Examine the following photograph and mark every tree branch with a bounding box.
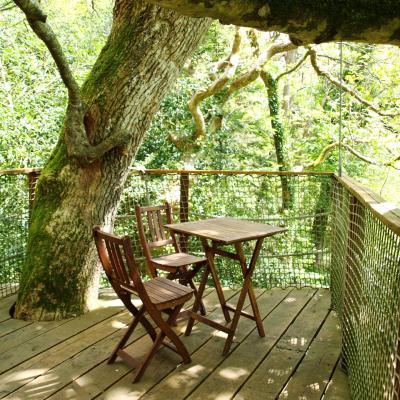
[147,0,400,47]
[13,0,80,104]
[13,0,130,165]
[304,142,339,169]
[225,41,297,100]
[187,27,242,142]
[276,50,310,81]
[64,103,130,164]
[308,47,400,118]
[305,141,400,170]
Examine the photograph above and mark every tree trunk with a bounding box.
[15,1,210,320]
[262,71,293,210]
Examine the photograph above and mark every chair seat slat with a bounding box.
[153,252,206,268]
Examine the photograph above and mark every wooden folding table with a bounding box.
[165,217,287,355]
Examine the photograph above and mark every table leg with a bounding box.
[222,238,265,355]
[185,264,210,336]
[202,238,231,323]
[235,240,265,337]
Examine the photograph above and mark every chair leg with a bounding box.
[166,269,206,318]
[132,305,190,383]
[119,293,157,341]
[132,330,165,382]
[185,266,210,336]
[108,305,145,364]
[162,305,191,364]
[178,264,207,317]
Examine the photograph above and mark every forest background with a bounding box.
[1,0,399,205]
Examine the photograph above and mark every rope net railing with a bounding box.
[331,175,400,400]
[1,168,400,399]
[0,171,37,297]
[115,170,333,290]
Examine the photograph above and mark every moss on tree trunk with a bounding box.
[264,71,294,210]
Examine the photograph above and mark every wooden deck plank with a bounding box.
[0,291,124,353]
[44,288,238,400]
[0,319,68,351]
[0,289,212,399]
[0,318,32,339]
[186,288,323,400]
[0,288,350,400]
[89,288,263,400]
[137,288,302,400]
[323,362,351,400]
[0,296,126,375]
[233,289,331,400]
[0,309,129,397]
[278,311,342,399]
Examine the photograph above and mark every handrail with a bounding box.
[335,174,400,236]
[1,168,397,236]
[0,167,334,176]
[131,168,334,176]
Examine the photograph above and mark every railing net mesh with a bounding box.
[2,169,400,399]
[0,174,30,297]
[331,178,400,400]
[115,172,332,289]
[0,171,332,298]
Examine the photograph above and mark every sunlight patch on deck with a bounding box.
[218,367,248,380]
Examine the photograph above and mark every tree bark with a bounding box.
[147,0,400,47]
[15,1,210,320]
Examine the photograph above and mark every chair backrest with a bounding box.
[93,226,143,295]
[135,203,180,263]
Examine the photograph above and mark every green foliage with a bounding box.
[137,26,400,204]
[0,0,112,168]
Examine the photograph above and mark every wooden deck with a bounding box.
[0,287,350,399]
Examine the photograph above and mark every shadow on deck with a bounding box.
[0,287,350,399]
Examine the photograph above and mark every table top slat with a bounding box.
[165,217,287,244]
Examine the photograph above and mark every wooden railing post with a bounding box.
[179,172,189,253]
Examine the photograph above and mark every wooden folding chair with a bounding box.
[135,202,207,315]
[93,226,193,383]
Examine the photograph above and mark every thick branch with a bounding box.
[64,103,130,164]
[305,141,400,170]
[226,41,296,100]
[13,0,80,105]
[309,47,400,118]
[147,0,400,46]
[305,142,340,169]
[187,27,242,142]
